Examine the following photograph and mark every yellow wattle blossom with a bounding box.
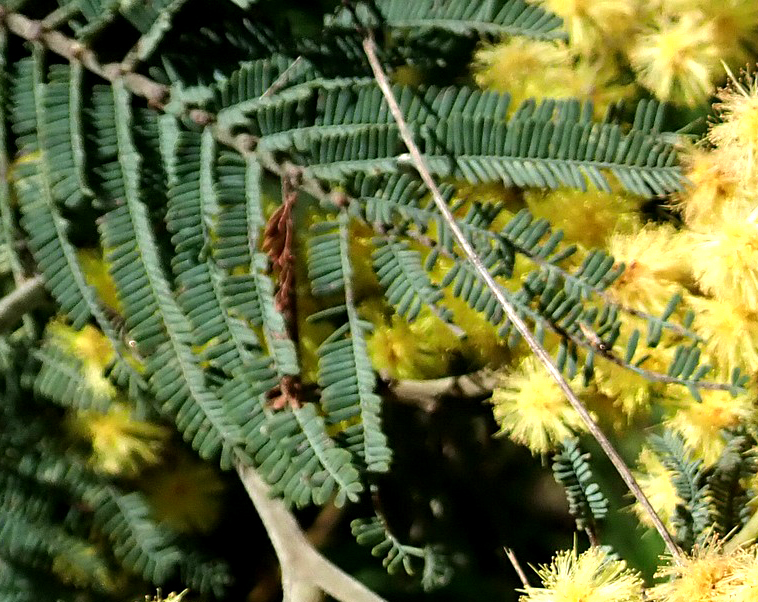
[521,547,643,602]
[675,149,738,228]
[705,0,758,65]
[709,69,758,182]
[689,204,758,310]
[48,320,116,373]
[46,321,119,400]
[665,387,756,465]
[524,186,641,250]
[490,357,587,454]
[606,225,691,314]
[78,248,123,314]
[363,301,462,380]
[686,295,758,375]
[67,402,169,477]
[472,38,631,115]
[593,355,655,420]
[629,13,720,107]
[535,0,639,52]
[650,539,742,602]
[632,447,682,530]
[443,294,511,366]
[141,451,224,534]
[727,547,758,602]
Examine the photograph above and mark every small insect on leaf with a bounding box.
[578,321,608,353]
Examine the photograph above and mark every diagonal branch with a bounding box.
[236,460,387,602]
[361,33,684,565]
[2,0,686,566]
[0,275,46,333]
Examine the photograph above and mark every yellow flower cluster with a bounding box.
[522,542,758,602]
[490,357,587,454]
[67,402,169,477]
[651,541,758,602]
[473,0,758,109]
[521,547,643,602]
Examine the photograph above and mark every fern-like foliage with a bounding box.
[327,0,566,40]
[707,435,757,538]
[649,433,712,550]
[351,513,453,591]
[0,0,737,597]
[552,438,608,533]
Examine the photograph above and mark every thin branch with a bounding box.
[360,209,727,393]
[262,56,305,98]
[504,547,530,588]
[2,10,169,108]
[362,33,685,565]
[120,0,192,73]
[40,4,80,30]
[0,275,46,333]
[236,461,388,602]
[2,0,687,566]
[388,369,497,410]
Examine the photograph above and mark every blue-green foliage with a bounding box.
[0,0,722,598]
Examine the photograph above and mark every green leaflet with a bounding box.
[309,213,392,473]
[100,82,243,466]
[327,0,565,40]
[552,438,608,532]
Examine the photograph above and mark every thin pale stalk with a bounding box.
[362,34,684,565]
[504,548,530,588]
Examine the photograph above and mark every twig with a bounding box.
[2,11,170,108]
[360,209,728,393]
[40,4,80,30]
[362,33,685,565]
[0,275,46,333]
[262,56,305,98]
[120,0,191,73]
[504,547,530,589]
[584,526,599,548]
[389,369,497,409]
[236,460,388,602]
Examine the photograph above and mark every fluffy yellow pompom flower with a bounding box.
[632,447,682,530]
[524,187,640,250]
[675,149,737,228]
[709,70,758,181]
[651,540,741,602]
[726,546,758,602]
[629,14,720,107]
[46,321,118,400]
[48,320,116,372]
[706,1,758,66]
[78,249,123,314]
[536,0,638,51]
[686,295,758,375]
[67,402,169,476]
[490,357,587,454]
[665,387,755,465]
[606,225,691,314]
[593,355,655,420]
[473,38,631,115]
[689,203,758,310]
[141,451,224,534]
[473,38,573,108]
[364,302,463,380]
[443,295,511,366]
[522,547,643,602]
